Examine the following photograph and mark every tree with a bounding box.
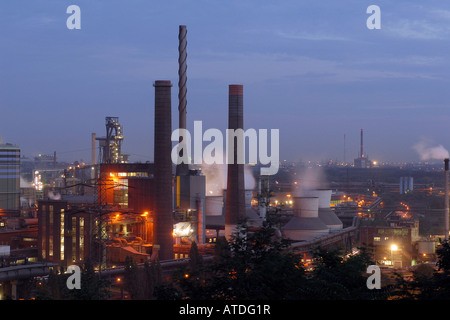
[162,220,307,300]
[305,247,388,300]
[124,256,163,300]
[392,240,450,300]
[67,260,111,300]
[33,260,110,300]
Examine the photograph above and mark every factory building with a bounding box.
[95,117,128,164]
[97,163,153,209]
[0,143,20,212]
[37,199,92,266]
[360,214,420,268]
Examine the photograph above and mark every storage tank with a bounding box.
[282,197,329,241]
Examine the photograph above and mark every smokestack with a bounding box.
[225,84,246,240]
[91,133,97,165]
[153,80,174,260]
[445,158,449,241]
[176,25,189,176]
[360,129,364,158]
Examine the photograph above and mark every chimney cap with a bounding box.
[153,80,172,87]
[229,84,243,95]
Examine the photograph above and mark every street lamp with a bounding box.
[391,244,398,267]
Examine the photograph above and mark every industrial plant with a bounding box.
[1,24,450,302]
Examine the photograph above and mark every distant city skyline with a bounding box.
[2,1,450,164]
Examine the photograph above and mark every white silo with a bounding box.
[282,197,329,241]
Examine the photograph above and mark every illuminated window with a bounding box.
[374,237,380,242]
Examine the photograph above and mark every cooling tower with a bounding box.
[282,197,329,241]
[153,80,174,260]
[307,189,343,230]
[225,84,246,240]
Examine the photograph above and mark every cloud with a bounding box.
[385,19,448,40]
[275,31,350,42]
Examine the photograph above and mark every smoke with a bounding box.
[48,191,61,200]
[202,163,226,196]
[20,177,32,188]
[202,163,256,196]
[413,138,449,160]
[294,165,329,196]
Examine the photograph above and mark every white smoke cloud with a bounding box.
[202,163,226,196]
[202,163,256,196]
[413,138,449,160]
[48,191,61,200]
[20,177,32,188]
[294,165,329,196]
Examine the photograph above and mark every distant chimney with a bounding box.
[360,129,364,158]
[91,133,97,165]
[445,158,449,240]
[225,84,246,240]
[153,80,174,260]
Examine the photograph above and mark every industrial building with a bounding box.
[37,199,92,266]
[0,143,20,212]
[95,117,128,164]
[360,213,420,268]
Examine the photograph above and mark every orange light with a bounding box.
[116,277,121,282]
[141,211,149,217]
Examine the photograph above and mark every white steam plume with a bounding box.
[294,165,329,197]
[413,138,449,160]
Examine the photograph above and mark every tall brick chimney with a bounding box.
[153,80,174,260]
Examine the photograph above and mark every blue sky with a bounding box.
[1,0,450,163]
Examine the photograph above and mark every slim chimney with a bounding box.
[153,80,174,260]
[176,25,189,176]
[91,133,97,165]
[360,129,364,158]
[225,84,246,240]
[445,158,449,241]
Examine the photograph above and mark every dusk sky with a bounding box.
[2,0,450,164]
